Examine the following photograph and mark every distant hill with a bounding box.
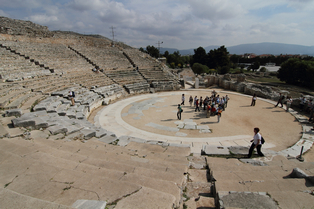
[160,42,314,56]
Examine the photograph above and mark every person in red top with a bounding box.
[206,103,211,118]
[195,98,200,112]
[211,105,216,116]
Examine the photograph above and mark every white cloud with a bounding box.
[1,0,314,49]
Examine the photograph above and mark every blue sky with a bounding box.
[0,0,313,49]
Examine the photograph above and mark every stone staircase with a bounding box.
[206,156,314,209]
[0,130,190,208]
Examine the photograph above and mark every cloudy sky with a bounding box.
[0,0,313,49]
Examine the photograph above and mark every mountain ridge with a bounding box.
[160,42,314,56]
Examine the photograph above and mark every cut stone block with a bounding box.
[202,145,230,155]
[34,117,49,129]
[72,199,106,209]
[98,134,117,144]
[80,128,96,140]
[5,109,22,117]
[228,146,249,155]
[11,118,36,128]
[48,125,68,135]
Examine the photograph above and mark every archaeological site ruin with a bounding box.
[0,16,314,209]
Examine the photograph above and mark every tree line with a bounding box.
[140,45,314,89]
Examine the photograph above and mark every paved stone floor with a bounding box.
[96,89,308,156]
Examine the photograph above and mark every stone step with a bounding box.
[0,137,182,207]
[0,89,30,108]
[4,92,35,110]
[0,188,71,209]
[114,187,177,209]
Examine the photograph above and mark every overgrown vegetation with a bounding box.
[277,58,314,89]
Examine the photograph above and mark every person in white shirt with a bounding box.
[248,127,264,158]
[286,96,293,112]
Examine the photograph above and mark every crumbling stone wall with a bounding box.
[206,74,278,100]
[0,16,53,37]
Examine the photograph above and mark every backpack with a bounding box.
[261,136,265,144]
[72,91,75,97]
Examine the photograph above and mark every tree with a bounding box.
[192,63,209,74]
[163,50,169,58]
[207,46,230,72]
[191,47,207,66]
[260,67,267,72]
[278,58,314,89]
[219,66,230,74]
[251,61,260,72]
[143,45,160,58]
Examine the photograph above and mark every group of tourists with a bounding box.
[177,91,230,123]
[177,92,265,158]
[252,93,294,112]
[274,93,293,112]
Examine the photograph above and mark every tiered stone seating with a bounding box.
[0,40,94,74]
[124,82,150,94]
[0,135,190,208]
[206,156,314,209]
[138,67,177,82]
[91,84,126,99]
[123,48,160,68]
[0,44,50,81]
[105,69,146,85]
[69,71,114,89]
[105,69,151,94]
[70,45,132,70]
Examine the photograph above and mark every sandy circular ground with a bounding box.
[97,89,303,152]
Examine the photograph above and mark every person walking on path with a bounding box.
[189,96,193,107]
[195,98,200,112]
[251,94,257,106]
[217,107,222,123]
[177,104,182,120]
[194,96,197,107]
[225,95,229,107]
[275,93,285,107]
[248,127,264,158]
[181,94,185,105]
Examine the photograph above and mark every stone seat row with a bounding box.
[1,42,95,76]
[0,128,190,208]
[105,70,147,85]
[123,82,151,94]
[70,45,132,69]
[138,68,177,82]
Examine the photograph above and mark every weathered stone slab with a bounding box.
[95,128,108,138]
[11,117,36,128]
[33,117,49,129]
[46,101,62,113]
[202,145,230,155]
[239,159,268,166]
[184,124,196,130]
[0,123,9,138]
[80,128,96,140]
[5,109,22,117]
[228,146,249,155]
[72,199,106,209]
[98,134,117,144]
[48,125,68,135]
[66,124,83,135]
